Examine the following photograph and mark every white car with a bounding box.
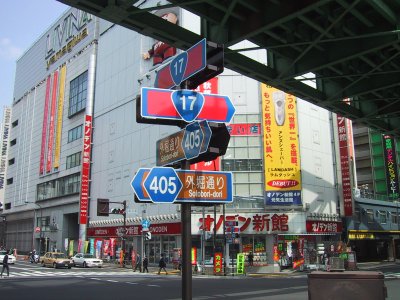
[72,253,103,268]
[0,250,16,264]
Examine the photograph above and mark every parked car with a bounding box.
[0,250,16,264]
[71,253,103,268]
[41,252,73,269]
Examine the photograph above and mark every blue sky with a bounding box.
[0,0,69,115]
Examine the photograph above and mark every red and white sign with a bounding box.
[337,115,353,216]
[35,226,41,233]
[46,70,59,173]
[196,213,290,234]
[193,77,218,94]
[39,76,51,175]
[79,115,93,224]
[306,220,343,233]
[87,222,181,237]
[190,157,220,171]
[226,123,261,136]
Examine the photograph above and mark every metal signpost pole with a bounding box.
[201,207,205,275]
[181,160,192,300]
[141,205,146,272]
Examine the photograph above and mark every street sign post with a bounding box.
[154,38,207,89]
[131,167,233,204]
[140,87,235,124]
[156,121,226,167]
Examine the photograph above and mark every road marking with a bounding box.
[126,282,138,285]
[147,284,160,287]
[106,280,118,283]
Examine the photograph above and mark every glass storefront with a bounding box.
[145,235,177,264]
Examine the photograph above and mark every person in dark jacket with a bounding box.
[158,254,168,275]
[142,255,149,273]
[134,253,142,272]
[1,251,10,277]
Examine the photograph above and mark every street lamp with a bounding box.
[25,201,43,256]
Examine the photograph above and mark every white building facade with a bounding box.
[3,1,343,269]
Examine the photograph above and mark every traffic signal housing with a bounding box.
[97,198,109,216]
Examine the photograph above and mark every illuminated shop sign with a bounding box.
[45,8,92,68]
[382,135,399,199]
[348,233,375,240]
[306,220,343,233]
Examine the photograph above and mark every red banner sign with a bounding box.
[214,252,223,274]
[40,76,51,175]
[337,115,353,216]
[87,222,182,237]
[226,123,261,136]
[79,115,93,224]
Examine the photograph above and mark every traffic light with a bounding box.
[144,231,152,240]
[97,198,109,216]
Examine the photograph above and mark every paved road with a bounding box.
[0,261,399,299]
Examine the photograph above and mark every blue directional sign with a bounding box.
[182,122,204,160]
[131,168,151,201]
[171,90,205,123]
[142,219,151,229]
[170,52,188,86]
[143,167,183,203]
[154,39,207,89]
[141,87,235,123]
[132,168,233,204]
[199,120,211,154]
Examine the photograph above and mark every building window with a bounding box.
[378,211,387,224]
[222,159,262,171]
[66,152,81,169]
[11,120,18,127]
[37,216,50,231]
[68,71,88,117]
[68,125,83,143]
[37,173,80,201]
[6,178,13,185]
[366,209,374,223]
[354,208,361,223]
[392,212,399,224]
[4,203,11,210]
[10,139,16,146]
[8,158,15,166]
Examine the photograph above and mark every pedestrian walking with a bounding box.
[158,253,168,275]
[247,251,254,266]
[134,253,142,272]
[1,251,10,278]
[142,255,149,273]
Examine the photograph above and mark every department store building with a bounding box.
[2,1,344,267]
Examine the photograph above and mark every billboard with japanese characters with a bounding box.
[192,212,306,235]
[261,84,302,206]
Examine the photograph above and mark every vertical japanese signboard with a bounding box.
[382,135,399,200]
[46,70,59,173]
[261,84,302,205]
[79,114,93,224]
[336,115,353,216]
[40,76,51,175]
[213,252,223,274]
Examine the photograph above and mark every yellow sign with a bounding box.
[348,233,375,240]
[261,84,301,193]
[54,64,66,169]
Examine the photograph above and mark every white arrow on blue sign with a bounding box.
[182,121,204,160]
[198,120,211,154]
[143,167,183,203]
[142,219,151,229]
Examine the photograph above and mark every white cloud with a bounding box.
[0,38,23,60]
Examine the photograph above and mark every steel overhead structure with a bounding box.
[58,0,400,137]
